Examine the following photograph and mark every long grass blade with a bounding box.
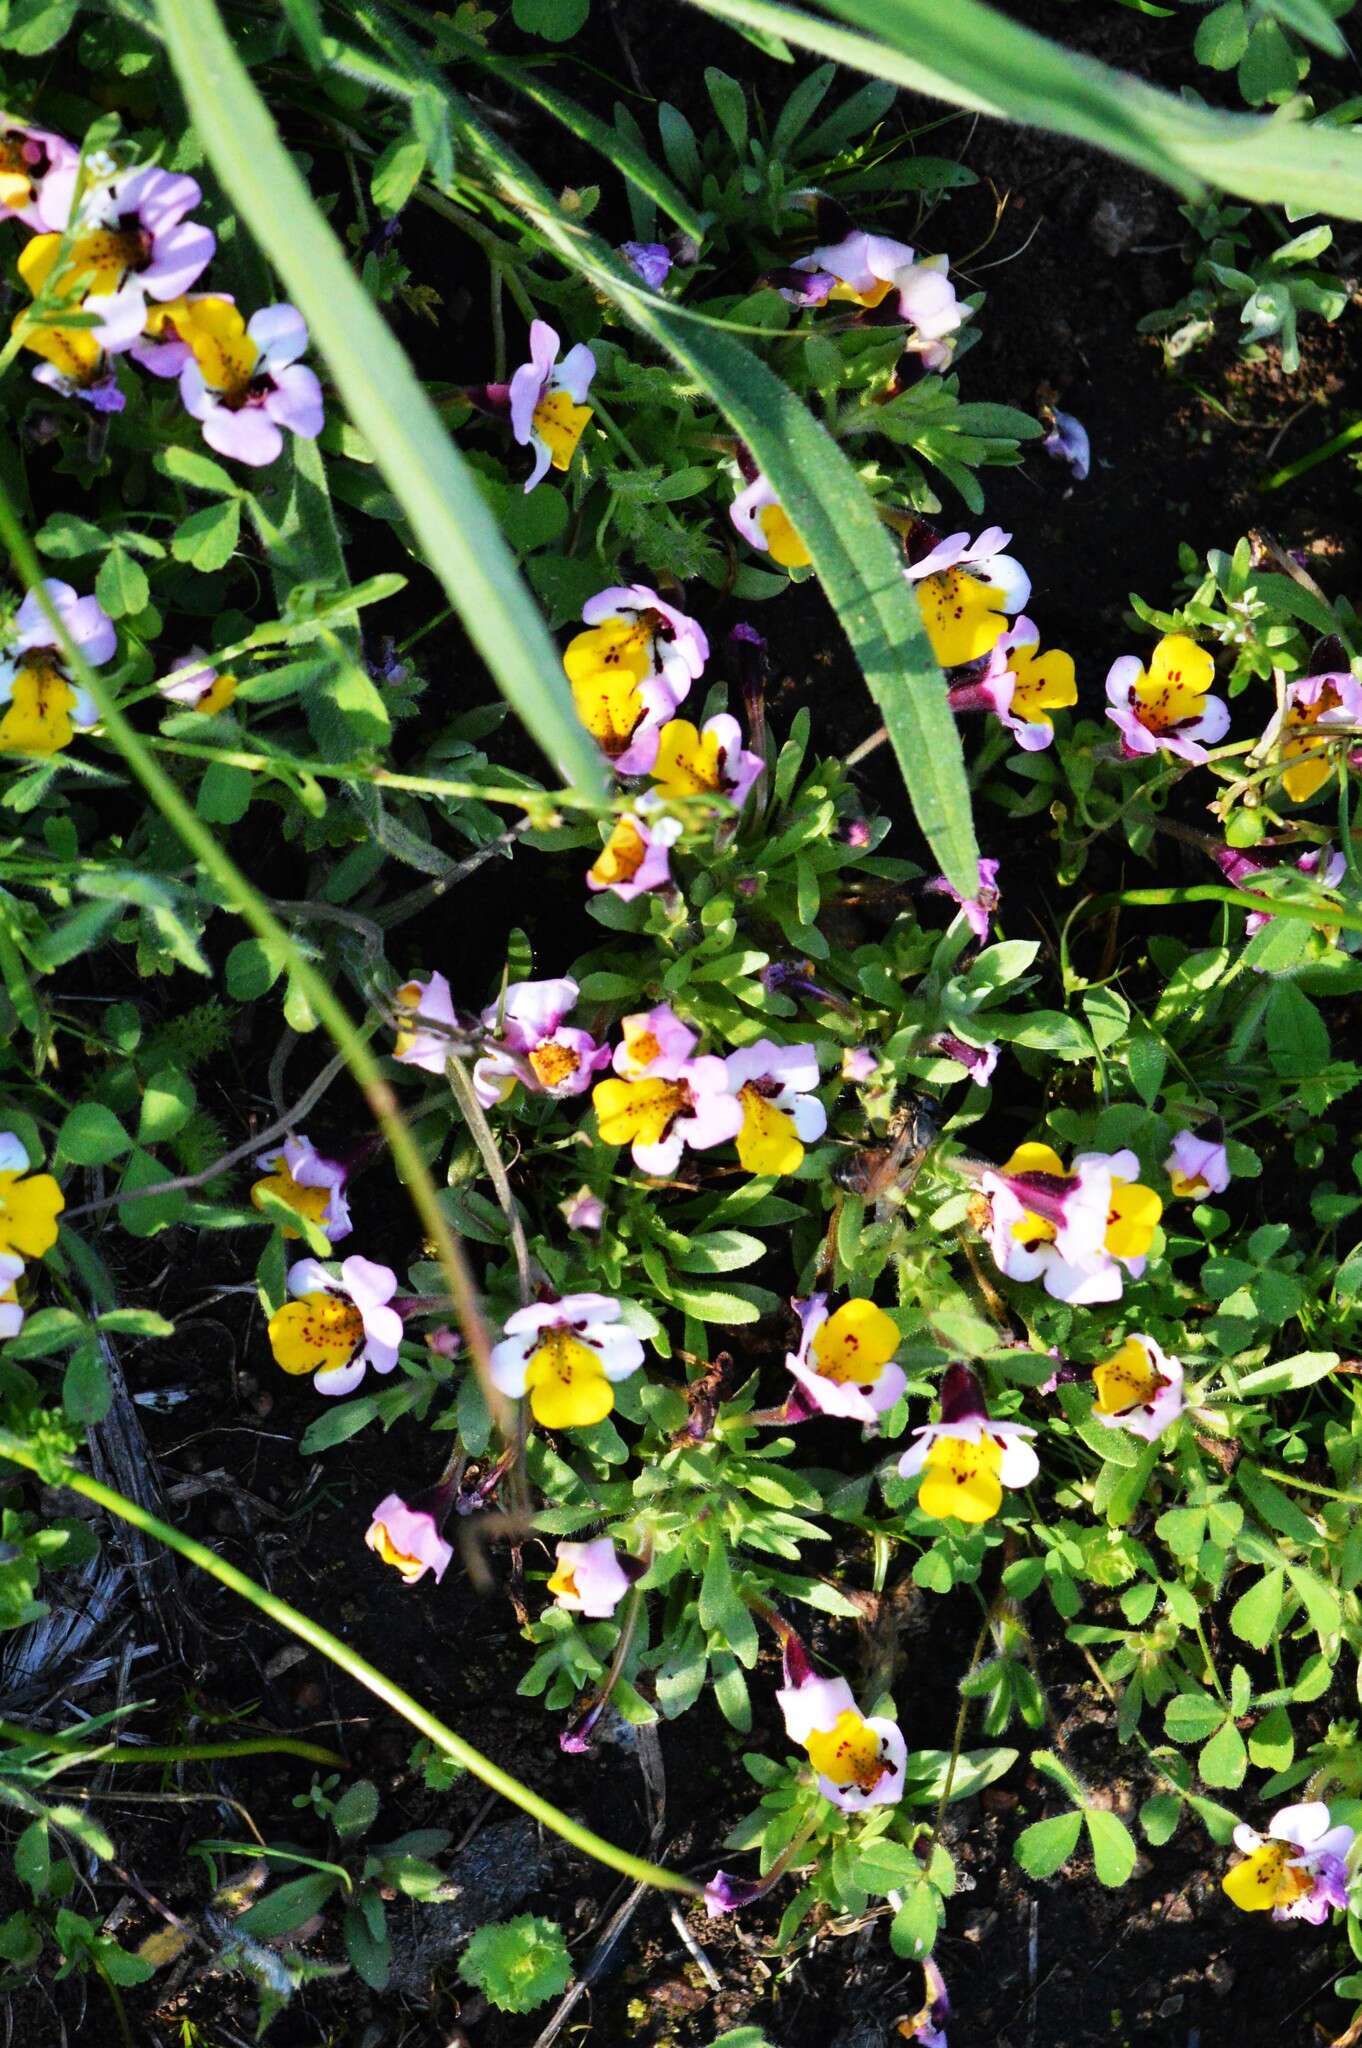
[152,0,605,797]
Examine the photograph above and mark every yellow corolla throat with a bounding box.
[0,1168,64,1259]
[546,1559,580,1600]
[16,310,103,381]
[392,981,435,1061]
[1104,1179,1162,1261]
[523,1327,614,1428]
[1222,1840,1313,1914]
[828,276,894,310]
[0,139,37,211]
[810,1299,899,1386]
[589,818,649,889]
[999,1142,1070,1247]
[528,1041,583,1090]
[1009,644,1077,729]
[918,1432,1004,1524]
[0,658,79,757]
[250,1168,330,1239]
[1131,634,1215,736]
[757,501,812,570]
[268,1291,364,1375]
[651,719,724,798]
[146,295,260,399]
[194,672,237,716]
[20,226,147,305]
[620,1022,661,1071]
[1092,1338,1165,1416]
[533,389,592,471]
[735,1085,802,1177]
[1280,688,1346,803]
[1169,1168,1208,1200]
[805,1709,890,1792]
[366,1522,424,1584]
[915,568,1008,669]
[593,1075,689,1151]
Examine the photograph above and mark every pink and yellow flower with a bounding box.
[1105,633,1228,764]
[949,616,1076,752]
[897,1363,1038,1524]
[509,319,595,492]
[1165,1129,1231,1200]
[0,118,75,230]
[156,651,238,715]
[0,1133,63,1262]
[905,527,1030,671]
[586,801,681,901]
[612,1004,697,1078]
[473,976,610,1108]
[1091,1334,1184,1442]
[267,1255,403,1397]
[979,1142,1162,1305]
[649,713,763,810]
[170,299,324,467]
[785,1294,905,1424]
[490,1293,643,1430]
[365,1490,454,1585]
[1223,1803,1354,1922]
[564,583,708,774]
[1263,670,1362,804]
[724,1038,825,1176]
[0,580,113,757]
[547,1536,635,1617]
[924,858,1000,943]
[729,471,811,571]
[776,1635,906,1812]
[251,1133,351,1242]
[593,1055,742,1176]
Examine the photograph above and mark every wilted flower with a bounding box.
[392,970,460,1074]
[1165,1129,1230,1199]
[509,318,595,491]
[564,582,708,774]
[1091,1334,1184,1441]
[724,1038,825,1175]
[267,1254,403,1397]
[559,1186,604,1233]
[0,579,112,756]
[979,1141,1163,1304]
[0,118,75,229]
[650,713,763,810]
[924,857,1000,943]
[1262,670,1362,804]
[901,1959,951,2048]
[949,617,1076,752]
[612,1004,697,1077]
[365,1489,454,1585]
[1223,1802,1354,1921]
[842,1045,879,1083]
[897,1363,1038,1523]
[474,976,610,1108]
[927,1033,999,1085]
[776,1634,906,1811]
[1042,408,1090,482]
[251,1133,351,1242]
[594,1055,743,1175]
[490,1293,643,1429]
[1105,633,1229,764]
[172,299,324,467]
[157,651,237,715]
[904,526,1031,670]
[786,1294,906,1424]
[547,1536,635,1617]
[730,471,811,570]
[586,801,681,900]
[619,240,672,289]
[0,1133,63,1261]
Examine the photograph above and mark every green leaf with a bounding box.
[1084,1808,1137,1887]
[0,0,79,55]
[1233,1350,1337,1396]
[1163,1690,1226,1742]
[154,0,606,798]
[458,1915,572,2013]
[343,1897,390,1990]
[94,546,149,620]
[1014,1809,1082,1878]
[888,1880,940,1959]
[331,1779,380,1838]
[512,0,589,37]
[14,1822,49,1898]
[237,1871,341,1938]
[56,1102,132,1167]
[171,498,241,572]
[1194,0,1248,69]
[1198,1717,1248,1789]
[63,1343,112,1425]
[370,133,428,214]
[1230,1567,1285,1649]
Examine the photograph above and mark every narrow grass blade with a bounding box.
[152,0,605,797]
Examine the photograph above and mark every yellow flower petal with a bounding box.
[650,719,723,798]
[250,1169,330,1240]
[811,1298,899,1386]
[195,672,237,716]
[528,1041,584,1090]
[918,1433,1004,1523]
[1104,1178,1162,1261]
[533,390,592,470]
[524,1329,614,1428]
[1010,643,1077,726]
[268,1291,363,1376]
[1130,633,1215,735]
[735,1085,803,1176]
[1222,1841,1311,1913]
[366,1521,423,1583]
[1168,1169,1207,1200]
[1092,1338,1163,1416]
[547,1559,579,1600]
[805,1708,891,1792]
[0,1169,63,1259]
[162,295,259,398]
[1000,1142,1068,1179]
[0,659,77,757]
[588,818,648,889]
[593,1075,688,1151]
[563,618,652,689]
[757,502,811,570]
[915,568,1008,668]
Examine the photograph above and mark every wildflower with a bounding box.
[0,579,113,755]
[474,976,610,1108]
[1091,1334,1184,1442]
[776,1636,906,1812]
[649,713,763,810]
[786,1294,906,1424]
[392,971,459,1075]
[1165,1130,1231,1200]
[564,582,708,774]
[0,118,75,229]
[509,318,595,491]
[1042,408,1090,482]
[173,300,324,467]
[18,166,214,371]
[1223,1803,1354,1921]
[724,1038,826,1175]
[1210,839,1349,935]
[897,1363,1038,1524]
[901,1960,950,2048]
[593,1055,742,1175]
[157,652,237,716]
[1263,670,1362,804]
[904,527,1031,670]
[267,1255,403,1396]
[365,1489,454,1585]
[979,1142,1163,1304]
[559,1186,604,1233]
[586,802,682,900]
[791,227,969,363]
[251,1133,351,1242]
[0,1254,24,1340]
[612,1003,697,1077]
[842,1045,879,1083]
[130,290,227,378]
[1105,633,1229,764]
[490,1293,643,1429]
[547,1536,636,1617]
[948,618,1077,752]
[619,241,671,289]
[0,1134,62,1261]
[927,1033,999,1085]
[924,857,1000,943]
[730,471,811,571]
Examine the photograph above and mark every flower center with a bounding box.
[524,1328,613,1429]
[919,1432,1004,1524]
[805,1709,888,1792]
[589,818,648,887]
[1092,1339,1166,1416]
[269,1291,364,1376]
[528,1040,583,1090]
[532,389,592,470]
[915,568,1007,669]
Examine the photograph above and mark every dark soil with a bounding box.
[10,4,1362,2046]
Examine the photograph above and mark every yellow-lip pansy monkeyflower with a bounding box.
[1265,670,1362,804]
[563,583,708,774]
[730,470,812,570]
[0,1133,63,1262]
[1105,633,1229,764]
[722,1038,825,1177]
[898,1363,1038,1524]
[903,524,1031,670]
[1222,1802,1353,1921]
[489,1293,643,1431]
[0,578,115,759]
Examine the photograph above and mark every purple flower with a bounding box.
[785,1293,906,1425]
[559,1186,604,1233]
[474,976,609,1107]
[842,1045,879,1083]
[392,971,460,1074]
[904,1959,950,2047]
[1165,1130,1230,1199]
[13,579,115,667]
[0,119,76,231]
[508,319,595,492]
[619,241,671,290]
[366,1489,454,1585]
[787,227,971,367]
[1042,409,1090,482]
[612,1003,698,1077]
[179,301,324,468]
[924,857,1000,943]
[547,1536,636,1618]
[31,164,215,353]
[928,1033,999,1085]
